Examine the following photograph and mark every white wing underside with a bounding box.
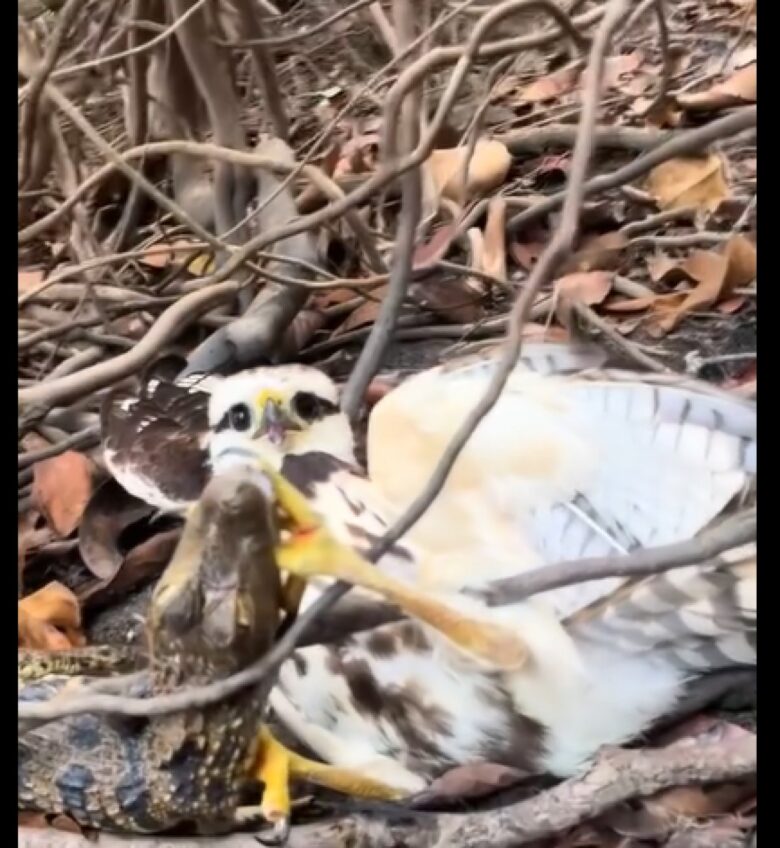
[368,348,756,619]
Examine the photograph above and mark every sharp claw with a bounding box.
[255,816,290,846]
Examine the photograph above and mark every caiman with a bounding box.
[19,466,286,835]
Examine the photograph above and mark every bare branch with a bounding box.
[18,0,87,185]
[18,283,240,409]
[508,107,757,233]
[341,0,423,421]
[479,508,756,606]
[232,0,289,139]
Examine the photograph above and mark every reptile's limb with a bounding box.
[267,467,528,670]
[18,645,143,683]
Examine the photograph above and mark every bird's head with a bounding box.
[207,365,356,472]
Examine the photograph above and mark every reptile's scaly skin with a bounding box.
[18,471,284,834]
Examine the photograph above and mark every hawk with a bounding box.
[201,351,756,796]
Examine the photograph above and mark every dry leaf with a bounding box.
[520,64,579,102]
[645,153,730,212]
[80,528,181,609]
[481,197,507,281]
[411,762,526,805]
[32,451,95,538]
[614,235,755,334]
[555,271,614,305]
[426,140,511,204]
[335,289,386,335]
[677,63,756,112]
[78,479,154,580]
[281,308,329,356]
[18,268,45,294]
[412,222,458,270]
[408,274,485,324]
[18,581,85,649]
[564,231,628,274]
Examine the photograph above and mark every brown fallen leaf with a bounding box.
[519,63,580,102]
[555,271,614,305]
[408,273,485,324]
[411,222,458,270]
[410,762,527,806]
[645,153,730,212]
[563,231,628,274]
[677,63,756,112]
[18,512,54,591]
[334,288,387,335]
[18,581,86,649]
[78,479,155,581]
[79,528,181,609]
[32,451,95,538]
[610,235,754,335]
[426,139,511,205]
[281,308,329,357]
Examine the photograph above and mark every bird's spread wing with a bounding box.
[368,351,755,615]
[101,371,220,511]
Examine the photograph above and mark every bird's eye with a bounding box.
[292,391,322,421]
[228,403,253,432]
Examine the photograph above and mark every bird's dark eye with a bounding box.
[228,403,253,432]
[292,391,326,421]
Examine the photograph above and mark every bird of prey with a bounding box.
[202,353,756,796]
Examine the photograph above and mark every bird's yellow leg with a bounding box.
[253,727,407,818]
[267,466,528,670]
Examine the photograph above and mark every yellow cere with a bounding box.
[254,389,286,411]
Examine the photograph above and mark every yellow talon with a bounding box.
[258,459,528,670]
[253,727,407,808]
[254,727,292,827]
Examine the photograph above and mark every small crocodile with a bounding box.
[18,467,285,834]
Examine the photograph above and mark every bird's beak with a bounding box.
[258,399,299,446]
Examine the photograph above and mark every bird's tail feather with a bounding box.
[565,542,756,672]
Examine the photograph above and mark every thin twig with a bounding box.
[341,0,422,421]
[221,0,376,47]
[18,0,87,184]
[233,0,289,139]
[18,283,240,409]
[479,508,756,606]
[508,106,757,233]
[570,301,670,373]
[17,425,101,470]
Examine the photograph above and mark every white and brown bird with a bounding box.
[199,350,756,795]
